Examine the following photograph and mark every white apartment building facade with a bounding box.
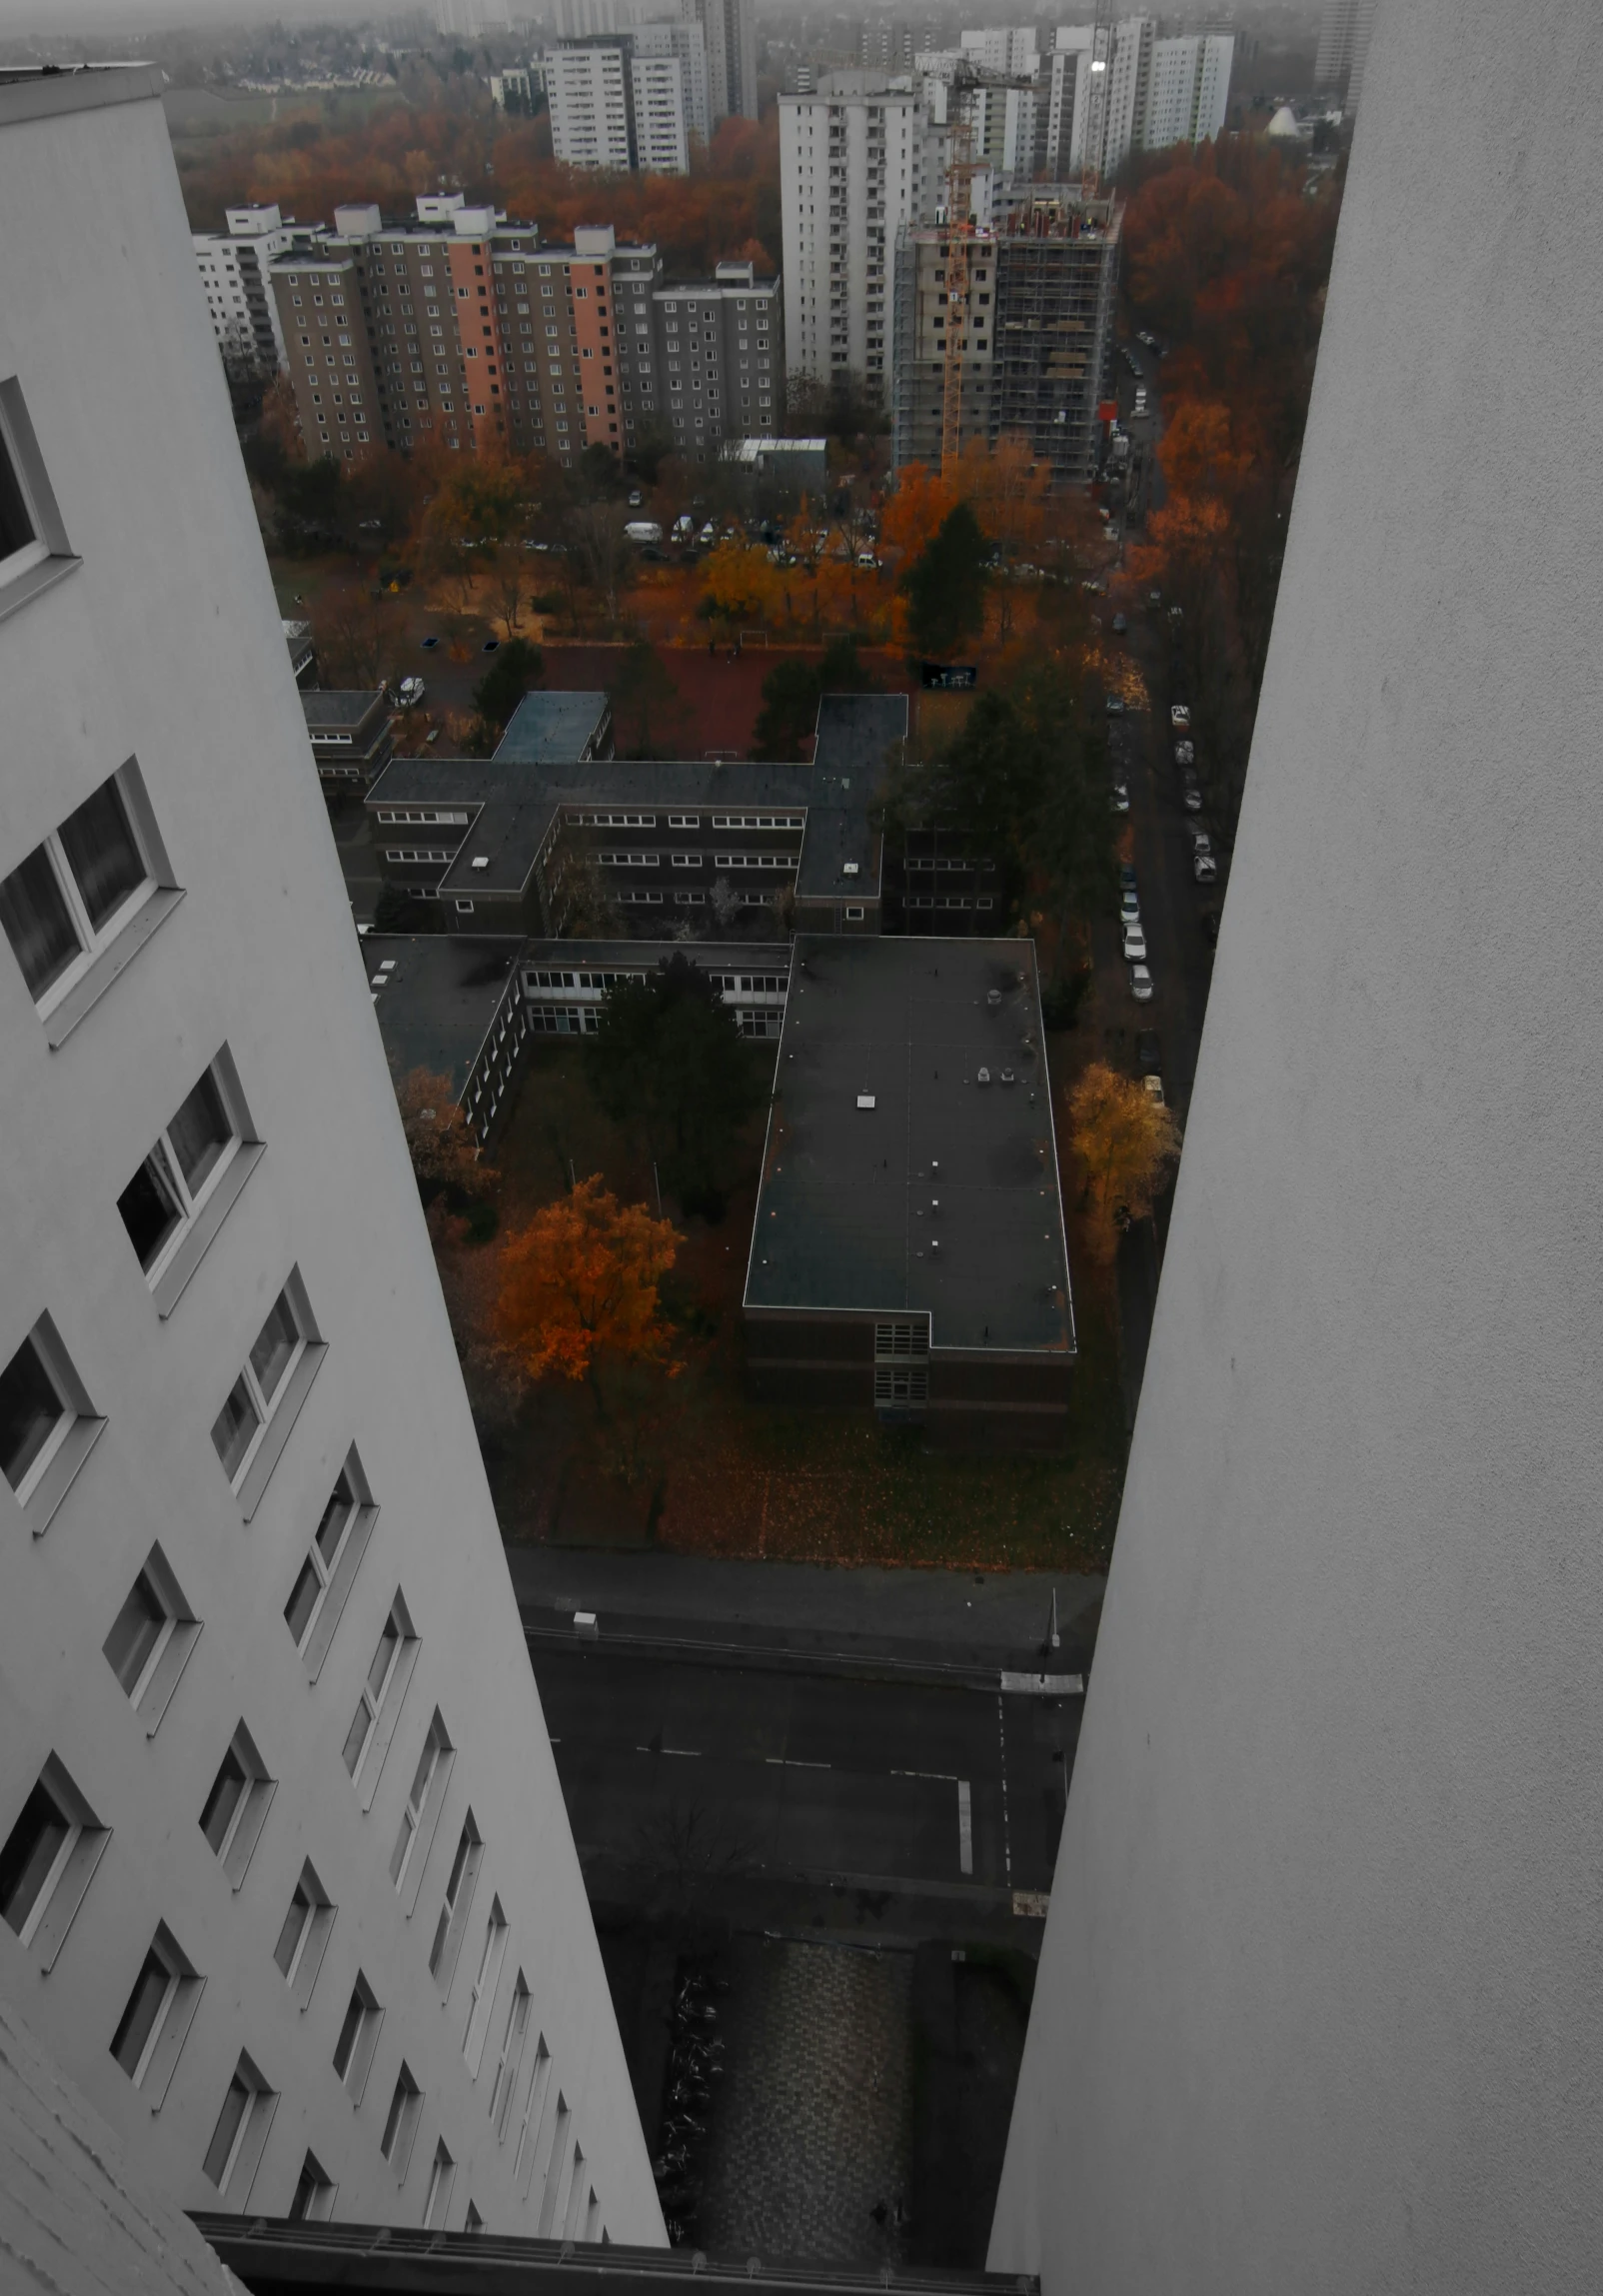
[780,74,946,399]
[547,42,635,169]
[192,204,295,398]
[1044,18,1233,178]
[0,64,659,2247]
[683,0,758,122]
[634,17,711,154]
[1141,34,1233,151]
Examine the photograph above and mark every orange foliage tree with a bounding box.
[492,1176,680,1407]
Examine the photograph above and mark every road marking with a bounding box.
[891,1768,958,1782]
[957,1779,972,1876]
[997,1694,1012,1885]
[636,1745,702,1757]
[765,1755,830,1769]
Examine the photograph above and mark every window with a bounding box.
[211,1271,324,1516]
[390,1709,453,1902]
[332,1972,382,2102]
[464,1897,509,2075]
[0,376,75,618]
[273,1858,335,2008]
[343,1592,419,1806]
[515,2040,553,2192]
[491,1973,532,2138]
[202,2052,277,2202]
[117,1050,260,1312]
[109,1923,202,2106]
[284,1450,377,1678]
[199,1721,274,1888]
[382,2063,424,2179]
[102,1544,199,1734]
[429,1814,483,1992]
[0,1312,102,1534]
[0,1755,107,1969]
[423,2139,456,2231]
[288,2151,336,2223]
[0,761,178,1039]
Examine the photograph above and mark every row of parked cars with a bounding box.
[1170,704,1218,884]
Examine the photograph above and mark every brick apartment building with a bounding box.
[266,194,781,467]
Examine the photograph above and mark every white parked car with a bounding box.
[1119,890,1140,924]
[1174,739,1195,766]
[1143,1074,1165,1106]
[698,522,717,546]
[1129,963,1154,1002]
[397,676,425,707]
[1122,923,1148,963]
[1170,704,1191,729]
[1109,781,1130,815]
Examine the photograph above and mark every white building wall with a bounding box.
[781,77,940,400]
[629,51,690,173]
[1098,16,1153,176]
[991,1,1603,2288]
[1142,33,1233,150]
[547,45,634,169]
[0,68,659,2247]
[633,18,709,146]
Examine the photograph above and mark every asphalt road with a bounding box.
[532,1645,1077,1912]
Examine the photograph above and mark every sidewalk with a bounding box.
[508,1547,1103,1670]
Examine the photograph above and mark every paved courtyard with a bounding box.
[701,1936,915,2268]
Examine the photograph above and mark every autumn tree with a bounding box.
[879,462,957,562]
[470,637,544,746]
[1068,1064,1181,1262]
[312,589,394,688]
[700,538,776,632]
[567,499,635,623]
[493,1177,680,1411]
[901,500,989,661]
[394,1068,490,1196]
[586,956,766,1219]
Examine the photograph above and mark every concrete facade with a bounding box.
[0,69,658,2245]
[991,2,1603,2286]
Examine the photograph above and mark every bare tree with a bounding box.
[568,500,635,624]
[313,591,392,689]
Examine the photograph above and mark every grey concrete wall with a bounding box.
[990,4,1603,2288]
[0,78,659,2243]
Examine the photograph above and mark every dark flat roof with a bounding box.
[495,690,611,763]
[798,694,906,899]
[523,939,793,974]
[302,688,385,730]
[364,934,521,1097]
[745,936,1073,1356]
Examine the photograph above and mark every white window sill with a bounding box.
[21,1411,106,1539]
[236,1342,327,1523]
[0,550,80,629]
[45,885,185,1051]
[152,1141,264,1319]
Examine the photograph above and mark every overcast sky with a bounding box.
[0,0,396,34]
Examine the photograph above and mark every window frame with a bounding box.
[108,1921,204,2109]
[491,1972,533,2140]
[463,1896,510,2076]
[332,1970,384,2104]
[102,1542,200,1737]
[0,758,182,1049]
[0,375,79,624]
[285,1447,378,1681]
[273,1858,336,2010]
[119,1046,263,1316]
[391,1707,454,1912]
[0,1311,104,1539]
[423,2138,456,2231]
[201,2051,278,2204]
[429,1812,483,1994]
[211,1268,326,1520]
[198,1720,275,1890]
[381,2062,424,2182]
[0,1753,109,1972]
[344,1591,420,1809]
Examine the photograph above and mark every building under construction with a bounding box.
[890,185,1120,484]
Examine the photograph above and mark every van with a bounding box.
[672,514,694,543]
[625,520,664,546]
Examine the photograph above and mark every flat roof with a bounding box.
[524,940,793,975]
[798,694,906,899]
[364,934,521,1098]
[302,689,384,729]
[494,691,611,765]
[745,936,1073,1357]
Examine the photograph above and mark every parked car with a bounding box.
[856,549,879,568]
[1181,773,1203,813]
[1147,588,1162,607]
[1193,851,1217,884]
[1174,739,1195,767]
[698,522,717,546]
[673,514,694,543]
[1143,1074,1166,1106]
[1111,611,1128,635]
[1119,863,1138,894]
[1110,781,1130,815]
[1129,963,1154,1002]
[625,520,665,546]
[1121,922,1147,963]
[1119,890,1140,925]
[1105,694,1126,716]
[628,489,644,507]
[397,676,425,707]
[1136,1029,1161,1073]
[1170,704,1191,729]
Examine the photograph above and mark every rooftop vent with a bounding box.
[842,861,860,876]
[856,1094,876,1110]
[472,856,490,871]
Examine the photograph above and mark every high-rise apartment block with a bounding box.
[683,0,759,122]
[546,24,712,173]
[0,62,657,2242]
[1314,0,1378,113]
[655,259,783,456]
[192,206,294,404]
[780,74,947,400]
[891,187,1119,481]
[1043,18,1233,178]
[546,42,636,168]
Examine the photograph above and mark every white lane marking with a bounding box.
[636,1745,702,1757]
[891,1767,958,1782]
[765,1755,830,1769]
[957,1778,973,1876]
[997,1694,1012,1884]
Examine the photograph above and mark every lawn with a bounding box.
[433,1035,1126,1573]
